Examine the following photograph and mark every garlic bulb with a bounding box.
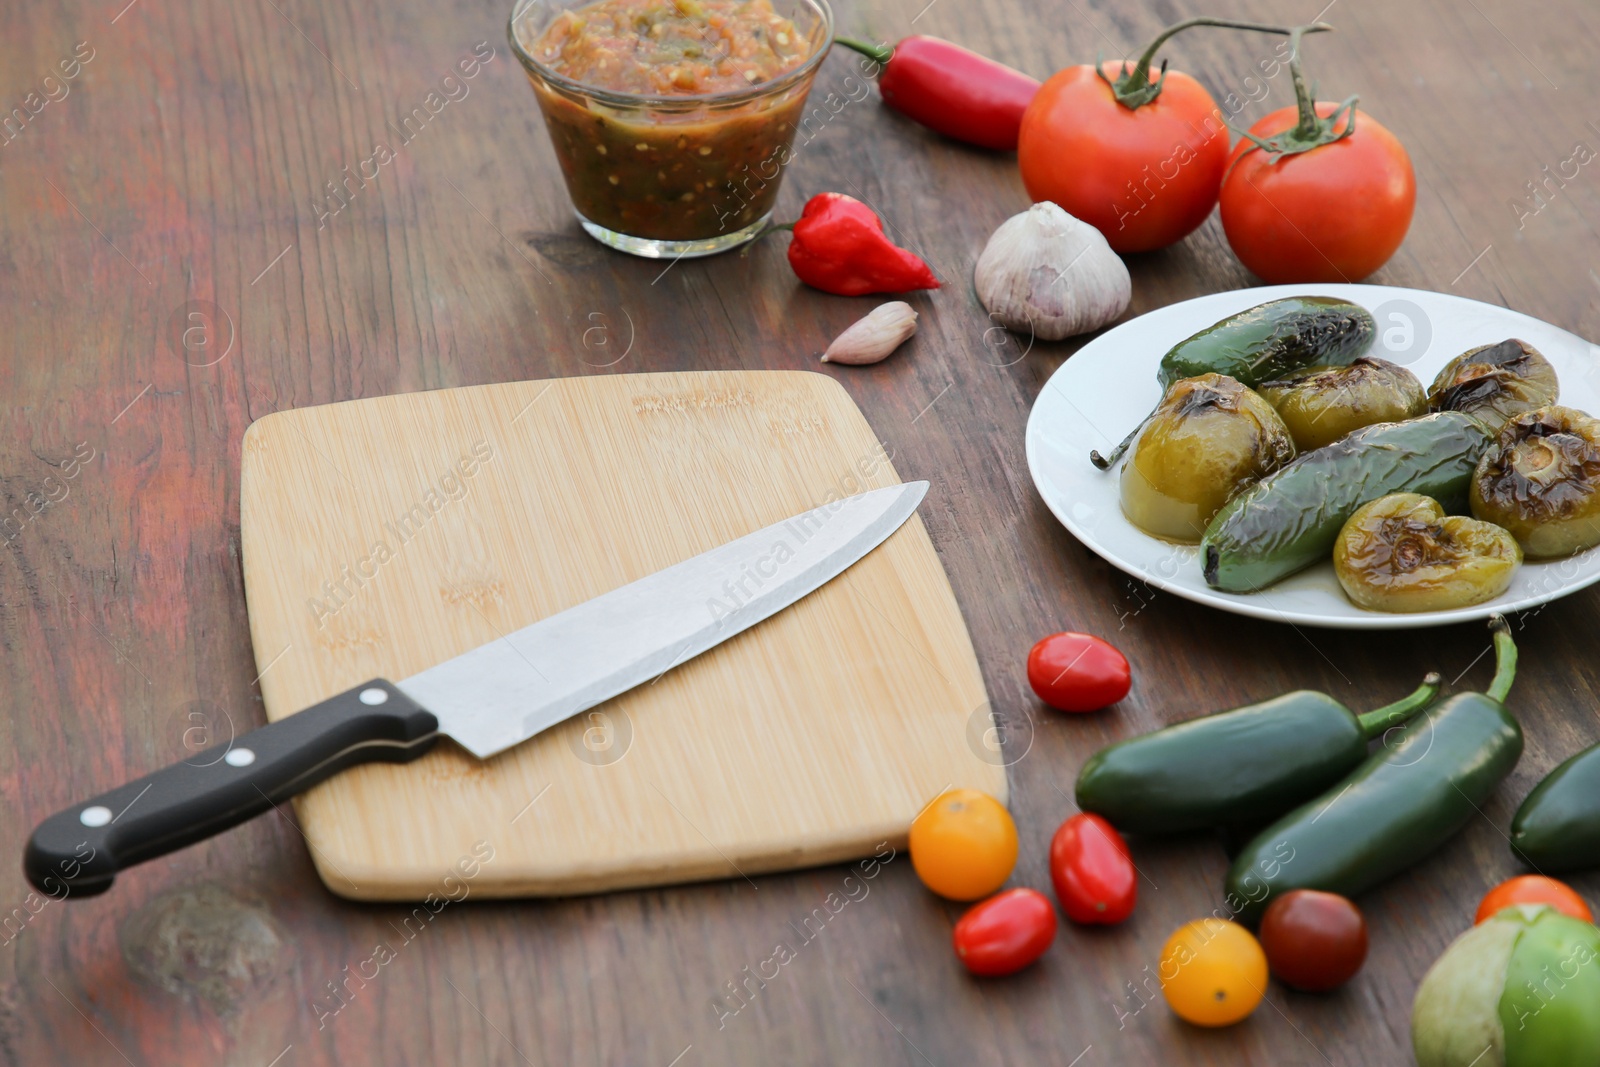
[821,301,918,365]
[975,202,1131,341]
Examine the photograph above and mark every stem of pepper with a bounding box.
[1356,672,1444,739]
[739,219,794,256]
[1487,614,1518,704]
[834,37,894,67]
[1100,18,1332,109]
[1090,413,1149,470]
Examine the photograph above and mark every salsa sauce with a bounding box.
[535,0,812,95]
[519,0,824,241]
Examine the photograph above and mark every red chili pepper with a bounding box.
[836,36,1040,152]
[784,193,939,296]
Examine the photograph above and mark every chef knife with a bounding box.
[26,481,928,897]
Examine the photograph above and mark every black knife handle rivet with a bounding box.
[24,679,439,897]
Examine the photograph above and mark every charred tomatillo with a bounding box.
[1333,493,1521,613]
[1472,405,1600,558]
[1120,373,1295,543]
[1430,339,1560,431]
[1258,356,1425,451]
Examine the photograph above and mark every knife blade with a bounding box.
[25,481,928,896]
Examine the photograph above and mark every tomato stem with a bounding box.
[1100,17,1327,110]
[1231,24,1357,160]
[1356,672,1443,740]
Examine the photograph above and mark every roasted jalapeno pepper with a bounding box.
[1157,297,1376,390]
[1471,404,1600,558]
[1119,374,1295,543]
[1225,617,1521,923]
[1075,673,1441,836]
[1333,493,1521,612]
[1428,339,1559,430]
[1257,356,1425,451]
[1202,411,1494,594]
[1092,296,1375,469]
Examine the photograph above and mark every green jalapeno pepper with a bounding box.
[1075,673,1441,835]
[1511,738,1600,873]
[1225,616,1521,924]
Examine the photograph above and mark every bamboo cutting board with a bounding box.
[239,370,1002,900]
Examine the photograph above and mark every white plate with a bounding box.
[1025,284,1600,629]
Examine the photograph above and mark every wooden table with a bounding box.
[5,0,1598,1062]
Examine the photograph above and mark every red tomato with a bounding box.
[1257,889,1368,992]
[952,888,1057,977]
[1027,632,1130,712]
[1476,875,1593,925]
[1220,103,1415,283]
[1049,813,1137,925]
[1018,63,1229,253]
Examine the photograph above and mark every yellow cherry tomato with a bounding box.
[908,789,1018,901]
[1160,918,1268,1027]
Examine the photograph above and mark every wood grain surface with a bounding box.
[239,371,999,898]
[3,0,1600,1063]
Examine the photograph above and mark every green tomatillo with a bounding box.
[1412,903,1600,1066]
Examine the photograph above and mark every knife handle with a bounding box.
[24,680,438,897]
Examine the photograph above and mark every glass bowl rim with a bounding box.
[507,0,836,109]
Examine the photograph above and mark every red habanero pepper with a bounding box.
[784,193,939,296]
[836,36,1040,152]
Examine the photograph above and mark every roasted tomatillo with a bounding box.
[1428,339,1559,430]
[1472,405,1600,558]
[1333,493,1521,613]
[1120,374,1294,543]
[1258,357,1425,451]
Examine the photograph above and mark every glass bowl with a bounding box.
[509,0,834,258]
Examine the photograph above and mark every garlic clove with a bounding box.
[821,301,919,365]
[975,202,1132,342]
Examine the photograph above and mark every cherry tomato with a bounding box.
[1257,889,1369,992]
[1476,875,1594,925]
[1049,813,1137,925]
[1026,632,1130,713]
[909,789,1018,901]
[952,888,1058,977]
[1019,63,1229,254]
[1220,103,1415,283]
[1160,918,1268,1027]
